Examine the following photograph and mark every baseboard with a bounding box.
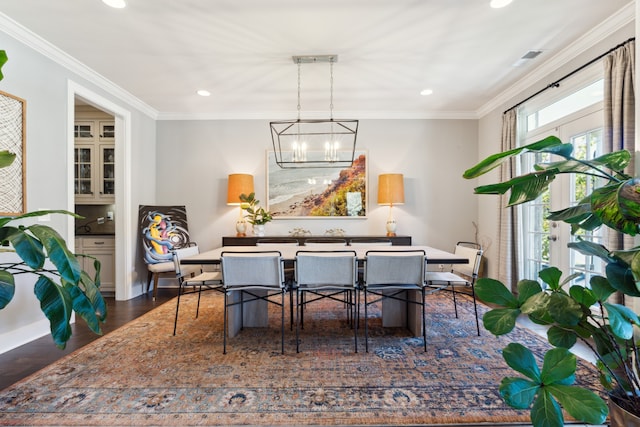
[0,318,52,355]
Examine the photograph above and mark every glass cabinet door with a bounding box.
[101,146,115,196]
[74,146,93,195]
[74,122,95,140]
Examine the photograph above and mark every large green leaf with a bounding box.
[33,275,73,349]
[538,267,562,290]
[531,387,564,427]
[517,279,543,303]
[463,136,564,179]
[611,247,640,283]
[569,284,597,307]
[606,261,640,296]
[603,302,639,340]
[547,292,583,326]
[8,227,45,269]
[29,224,81,284]
[547,326,577,349]
[546,384,608,425]
[568,239,613,263]
[589,275,616,302]
[547,203,591,224]
[63,281,103,335]
[540,347,576,384]
[499,377,538,409]
[0,270,15,309]
[475,278,518,307]
[483,308,520,335]
[503,343,541,381]
[591,183,639,236]
[0,209,82,228]
[618,178,640,221]
[79,269,107,322]
[0,149,15,168]
[473,170,558,207]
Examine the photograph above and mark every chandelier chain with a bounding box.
[329,59,334,120]
[297,60,301,121]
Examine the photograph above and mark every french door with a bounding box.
[521,107,605,287]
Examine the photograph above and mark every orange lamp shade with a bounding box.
[227,174,254,205]
[377,174,405,206]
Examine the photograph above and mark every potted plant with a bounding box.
[463,135,640,426]
[239,192,272,236]
[0,53,106,349]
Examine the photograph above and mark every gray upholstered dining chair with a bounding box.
[220,250,287,354]
[362,250,446,352]
[424,242,483,336]
[294,250,358,352]
[171,245,223,335]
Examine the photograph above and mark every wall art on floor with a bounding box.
[0,90,26,215]
[138,205,190,265]
[267,150,367,218]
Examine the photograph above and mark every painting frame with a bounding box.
[266,150,368,219]
[0,90,26,216]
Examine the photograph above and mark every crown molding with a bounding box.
[0,12,159,119]
[476,1,635,118]
[156,109,478,121]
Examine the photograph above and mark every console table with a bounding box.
[222,235,412,246]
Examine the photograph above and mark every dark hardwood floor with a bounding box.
[0,288,178,391]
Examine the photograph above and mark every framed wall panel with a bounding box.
[0,90,25,215]
[267,150,367,218]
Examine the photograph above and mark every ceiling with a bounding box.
[0,0,634,119]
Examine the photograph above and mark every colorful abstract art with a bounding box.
[138,205,190,265]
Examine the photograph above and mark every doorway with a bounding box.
[68,81,133,300]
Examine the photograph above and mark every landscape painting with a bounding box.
[267,151,367,218]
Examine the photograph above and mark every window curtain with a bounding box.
[497,109,520,289]
[603,40,635,303]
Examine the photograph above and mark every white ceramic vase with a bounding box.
[253,224,265,237]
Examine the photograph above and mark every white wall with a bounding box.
[476,23,635,284]
[0,29,157,353]
[155,118,479,257]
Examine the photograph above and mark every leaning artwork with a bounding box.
[267,151,367,218]
[138,205,190,265]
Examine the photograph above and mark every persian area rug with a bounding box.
[0,291,602,426]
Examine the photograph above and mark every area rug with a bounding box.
[0,291,602,426]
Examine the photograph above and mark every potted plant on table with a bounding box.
[463,135,640,426]
[239,192,272,236]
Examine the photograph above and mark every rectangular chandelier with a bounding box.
[270,55,359,169]
[270,118,358,169]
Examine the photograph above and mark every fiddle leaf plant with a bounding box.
[239,192,273,225]
[465,135,640,426]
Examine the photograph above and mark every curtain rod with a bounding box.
[503,37,635,115]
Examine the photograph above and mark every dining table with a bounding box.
[181,244,469,338]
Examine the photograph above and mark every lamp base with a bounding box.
[386,231,397,237]
[236,232,246,237]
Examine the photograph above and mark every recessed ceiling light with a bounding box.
[420,89,433,96]
[490,0,512,8]
[197,90,211,97]
[102,0,126,8]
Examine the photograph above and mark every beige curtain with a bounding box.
[497,109,519,289]
[604,41,635,253]
[603,41,635,304]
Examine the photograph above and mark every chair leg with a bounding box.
[281,290,285,354]
[195,284,202,319]
[146,271,152,294]
[296,289,301,353]
[173,281,183,336]
[364,288,369,353]
[223,291,228,354]
[421,287,427,352]
[451,282,458,318]
[471,285,481,336]
[354,289,358,353]
[152,273,160,301]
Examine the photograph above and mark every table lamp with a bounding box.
[377,173,405,236]
[227,173,254,237]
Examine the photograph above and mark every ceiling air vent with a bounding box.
[513,50,543,67]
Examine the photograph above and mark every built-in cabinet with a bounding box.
[74,119,115,204]
[75,236,115,294]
